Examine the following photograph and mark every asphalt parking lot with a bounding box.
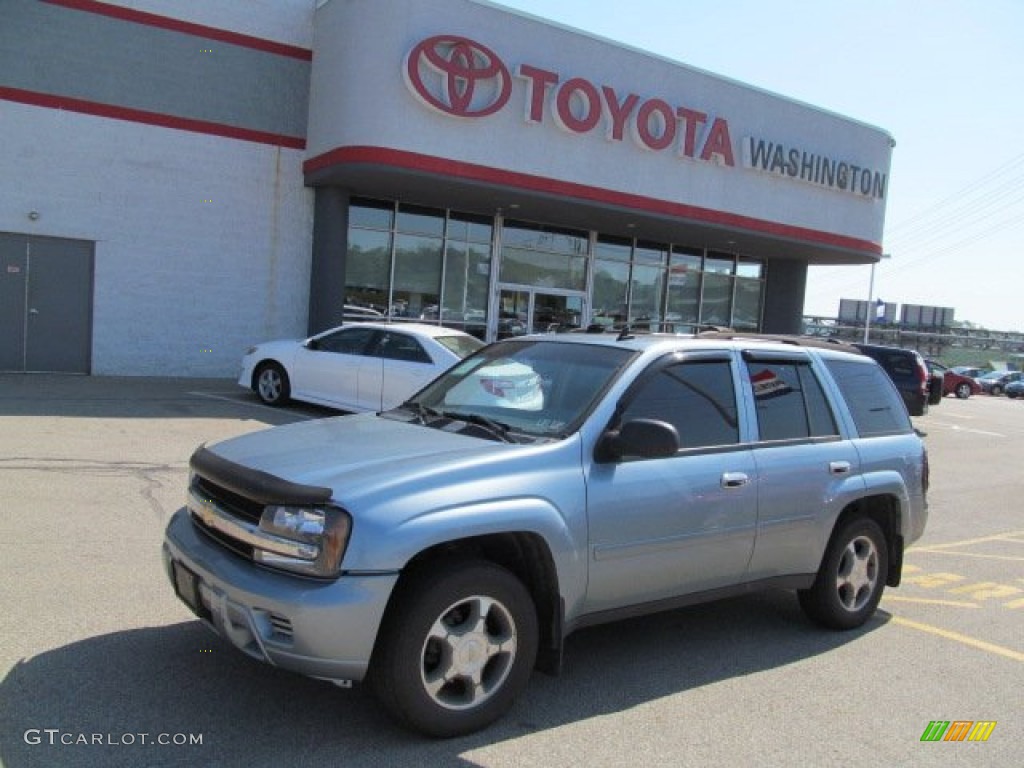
[1,374,1021,767]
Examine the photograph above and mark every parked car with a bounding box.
[926,360,981,399]
[853,343,933,415]
[167,332,929,737]
[976,370,1024,397]
[239,322,484,411]
[951,366,987,379]
[1005,380,1024,399]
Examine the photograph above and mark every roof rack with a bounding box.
[695,331,862,354]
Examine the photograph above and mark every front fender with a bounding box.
[348,496,588,623]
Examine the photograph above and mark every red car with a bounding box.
[926,360,982,399]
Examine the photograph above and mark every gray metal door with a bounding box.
[0,233,94,373]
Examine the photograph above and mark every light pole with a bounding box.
[862,253,890,344]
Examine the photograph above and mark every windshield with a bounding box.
[394,340,634,441]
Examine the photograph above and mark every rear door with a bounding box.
[369,329,439,411]
[742,351,859,578]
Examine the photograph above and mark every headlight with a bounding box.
[255,505,351,578]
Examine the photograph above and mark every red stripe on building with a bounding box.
[304,146,883,256]
[0,87,307,150]
[42,0,313,60]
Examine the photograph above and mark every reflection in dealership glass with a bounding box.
[388,340,634,441]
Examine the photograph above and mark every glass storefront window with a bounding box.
[501,221,587,291]
[441,241,490,338]
[345,227,391,314]
[634,240,668,265]
[737,258,762,279]
[630,263,665,330]
[594,235,631,262]
[392,233,442,319]
[664,247,702,331]
[396,204,445,237]
[592,258,629,327]
[701,271,734,326]
[349,198,393,230]
[733,275,764,330]
[345,198,767,340]
[705,252,735,275]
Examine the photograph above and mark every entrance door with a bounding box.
[495,288,584,339]
[0,233,94,373]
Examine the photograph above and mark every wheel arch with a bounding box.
[829,494,904,587]
[251,358,284,390]
[377,532,564,675]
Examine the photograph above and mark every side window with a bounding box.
[316,327,378,355]
[620,361,739,450]
[825,359,913,437]
[377,332,432,364]
[746,361,838,441]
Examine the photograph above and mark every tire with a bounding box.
[955,382,972,399]
[254,362,290,406]
[991,384,1003,397]
[369,560,538,738]
[798,518,888,630]
[1008,390,1020,399]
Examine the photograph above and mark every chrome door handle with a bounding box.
[721,472,750,488]
[29,308,39,315]
[829,461,852,475]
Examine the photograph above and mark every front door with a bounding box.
[495,287,584,339]
[0,233,94,373]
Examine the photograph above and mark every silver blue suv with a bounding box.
[163,331,929,736]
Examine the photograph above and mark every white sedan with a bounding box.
[239,322,484,412]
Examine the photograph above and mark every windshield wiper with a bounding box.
[441,411,515,443]
[396,401,442,425]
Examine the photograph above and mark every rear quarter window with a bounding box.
[825,358,913,437]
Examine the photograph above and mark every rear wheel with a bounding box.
[990,384,1004,397]
[369,560,538,738]
[799,518,888,630]
[955,382,972,399]
[254,362,290,406]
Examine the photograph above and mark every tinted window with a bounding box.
[316,327,378,355]
[620,361,739,449]
[746,362,838,441]
[825,359,913,436]
[376,332,432,364]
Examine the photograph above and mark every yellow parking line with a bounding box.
[911,530,1024,551]
[907,551,1024,562]
[884,596,978,608]
[892,617,1024,662]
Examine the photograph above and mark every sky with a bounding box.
[497,0,1024,332]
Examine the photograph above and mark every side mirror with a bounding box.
[596,418,680,462]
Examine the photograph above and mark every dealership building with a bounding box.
[1,0,893,376]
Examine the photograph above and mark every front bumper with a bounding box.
[163,508,398,682]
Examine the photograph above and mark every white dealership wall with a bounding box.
[0,0,314,377]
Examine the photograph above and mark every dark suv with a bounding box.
[853,343,934,416]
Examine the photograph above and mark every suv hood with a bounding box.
[206,413,515,491]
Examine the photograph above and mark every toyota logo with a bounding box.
[404,35,512,118]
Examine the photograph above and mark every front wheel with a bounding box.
[254,362,290,406]
[369,560,539,738]
[990,384,1003,397]
[799,518,888,630]
[955,382,972,399]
